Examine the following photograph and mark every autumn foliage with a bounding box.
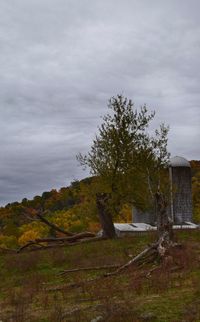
[0,161,199,248]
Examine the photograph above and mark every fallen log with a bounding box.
[104,231,179,277]
[105,243,158,276]
[17,235,104,252]
[18,243,66,253]
[17,241,46,253]
[58,264,120,275]
[33,231,96,243]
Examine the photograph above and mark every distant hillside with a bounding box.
[0,161,199,248]
[190,160,200,223]
[190,160,200,174]
[0,176,100,248]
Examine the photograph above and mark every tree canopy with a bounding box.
[77,95,170,217]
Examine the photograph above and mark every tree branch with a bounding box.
[35,211,74,236]
[58,264,120,275]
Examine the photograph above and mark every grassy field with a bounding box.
[0,230,199,322]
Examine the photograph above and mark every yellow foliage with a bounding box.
[51,210,74,230]
[117,204,132,222]
[0,234,18,248]
[51,206,94,232]
[88,222,101,232]
[19,221,48,235]
[192,170,200,223]
[18,222,49,245]
[18,230,41,245]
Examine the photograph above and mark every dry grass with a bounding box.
[0,231,199,321]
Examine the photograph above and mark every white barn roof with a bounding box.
[114,223,156,232]
[98,222,198,237]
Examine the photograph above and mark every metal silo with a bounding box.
[169,156,193,224]
[132,207,156,225]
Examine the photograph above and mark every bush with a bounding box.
[0,234,18,248]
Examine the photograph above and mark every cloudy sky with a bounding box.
[0,0,200,205]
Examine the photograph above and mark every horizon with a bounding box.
[1,157,199,207]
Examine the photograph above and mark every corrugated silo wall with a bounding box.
[132,207,156,225]
[171,167,193,223]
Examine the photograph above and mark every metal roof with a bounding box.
[169,156,190,168]
[98,222,198,236]
[114,223,156,232]
[114,222,198,232]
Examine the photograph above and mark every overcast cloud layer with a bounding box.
[0,0,200,205]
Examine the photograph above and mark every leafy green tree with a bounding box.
[77,95,170,238]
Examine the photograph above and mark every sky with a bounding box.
[0,0,200,205]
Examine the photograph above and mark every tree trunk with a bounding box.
[96,193,116,239]
[155,192,173,241]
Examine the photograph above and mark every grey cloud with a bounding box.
[0,0,200,205]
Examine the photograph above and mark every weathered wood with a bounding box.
[67,236,106,245]
[104,230,178,277]
[34,232,96,244]
[17,234,102,252]
[17,241,45,253]
[105,243,158,276]
[58,264,120,275]
[155,192,173,240]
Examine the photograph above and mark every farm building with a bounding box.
[113,222,198,237]
[98,156,198,237]
[169,156,193,223]
[132,156,193,226]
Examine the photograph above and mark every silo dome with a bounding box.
[169,156,191,168]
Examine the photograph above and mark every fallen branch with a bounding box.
[18,243,67,253]
[104,231,180,277]
[58,264,120,275]
[145,266,160,278]
[17,235,104,252]
[35,212,74,236]
[105,244,157,276]
[17,241,46,253]
[32,232,96,244]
